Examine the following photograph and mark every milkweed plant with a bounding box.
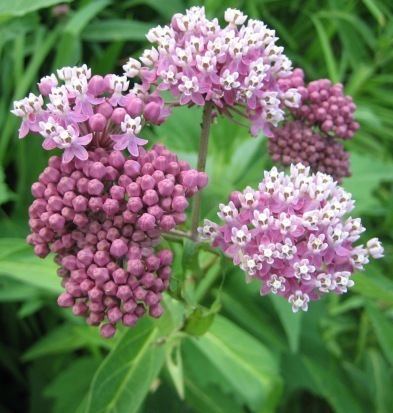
[11,6,384,338]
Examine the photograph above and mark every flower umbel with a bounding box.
[199,164,383,312]
[127,6,300,136]
[11,65,170,161]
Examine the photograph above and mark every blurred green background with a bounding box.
[1,0,393,412]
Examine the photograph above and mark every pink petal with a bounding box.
[62,148,75,163]
[77,133,93,145]
[72,144,88,161]
[111,134,129,151]
[180,94,192,105]
[42,138,57,150]
[192,93,205,106]
[127,139,140,157]
[18,121,29,139]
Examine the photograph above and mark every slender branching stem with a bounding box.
[190,102,214,240]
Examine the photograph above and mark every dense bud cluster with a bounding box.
[270,68,359,181]
[269,121,350,182]
[126,6,300,136]
[11,65,170,161]
[199,164,383,312]
[27,145,207,336]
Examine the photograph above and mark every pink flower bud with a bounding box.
[87,179,104,195]
[97,102,113,118]
[111,107,127,124]
[57,292,74,307]
[110,239,128,258]
[172,196,188,212]
[100,323,116,338]
[142,189,159,206]
[137,213,156,231]
[72,195,88,212]
[124,160,141,178]
[88,75,106,95]
[126,97,144,117]
[89,113,107,132]
[149,304,163,318]
[143,102,161,123]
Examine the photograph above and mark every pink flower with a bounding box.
[45,125,92,162]
[200,163,383,312]
[127,6,300,136]
[110,115,148,156]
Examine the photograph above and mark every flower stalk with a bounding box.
[190,102,214,240]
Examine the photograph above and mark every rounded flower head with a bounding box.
[128,6,300,137]
[270,68,359,179]
[11,65,171,161]
[199,164,383,312]
[269,120,350,182]
[27,145,208,337]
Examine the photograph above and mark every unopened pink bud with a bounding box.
[112,268,128,284]
[123,313,138,326]
[140,175,156,191]
[97,102,113,118]
[172,196,188,212]
[127,259,144,276]
[110,239,128,258]
[87,179,104,195]
[137,213,156,231]
[160,215,176,231]
[89,113,107,132]
[143,102,161,123]
[88,75,106,95]
[124,160,141,178]
[149,304,163,318]
[100,323,116,338]
[143,189,159,206]
[126,97,144,117]
[57,292,74,307]
[72,195,88,212]
[111,107,127,124]
[181,170,198,188]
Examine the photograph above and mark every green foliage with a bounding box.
[1,1,393,412]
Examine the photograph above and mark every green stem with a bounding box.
[190,102,214,240]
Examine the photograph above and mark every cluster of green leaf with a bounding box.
[1,1,393,412]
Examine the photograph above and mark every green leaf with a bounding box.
[54,0,110,68]
[310,16,339,83]
[190,315,282,412]
[85,318,166,413]
[353,270,393,305]
[183,304,218,337]
[0,0,73,18]
[366,350,393,413]
[344,153,393,213]
[45,357,102,413]
[361,0,386,26]
[302,355,366,413]
[367,303,393,367]
[0,246,61,293]
[82,19,153,42]
[125,0,184,19]
[0,167,14,205]
[166,341,184,400]
[270,294,302,353]
[23,324,111,361]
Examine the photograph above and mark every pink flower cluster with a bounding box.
[11,65,170,162]
[270,68,359,180]
[199,164,383,312]
[126,6,300,136]
[269,121,350,182]
[27,145,207,336]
